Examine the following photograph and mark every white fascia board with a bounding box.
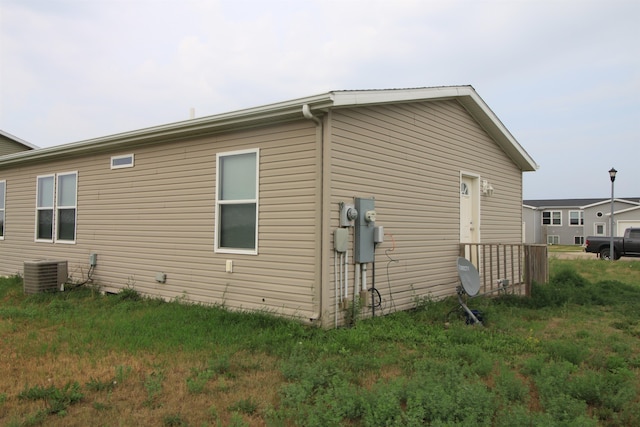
[581,200,611,209]
[0,86,539,172]
[330,86,472,107]
[615,205,640,215]
[0,129,39,149]
[0,93,334,167]
[582,199,640,209]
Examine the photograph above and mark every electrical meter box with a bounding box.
[354,197,375,263]
[334,228,348,253]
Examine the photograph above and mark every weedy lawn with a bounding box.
[1,258,639,426]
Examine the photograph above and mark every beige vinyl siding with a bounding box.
[327,100,524,319]
[0,136,31,156]
[0,121,320,320]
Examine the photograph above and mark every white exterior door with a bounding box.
[460,176,479,244]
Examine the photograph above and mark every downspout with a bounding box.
[303,104,324,323]
[302,104,322,126]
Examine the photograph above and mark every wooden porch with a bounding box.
[459,243,548,297]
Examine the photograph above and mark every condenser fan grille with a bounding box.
[23,260,68,294]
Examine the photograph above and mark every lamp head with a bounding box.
[609,168,617,182]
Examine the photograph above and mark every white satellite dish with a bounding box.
[456,257,483,325]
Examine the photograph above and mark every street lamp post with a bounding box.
[609,168,617,261]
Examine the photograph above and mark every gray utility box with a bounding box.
[354,197,376,263]
[23,260,68,294]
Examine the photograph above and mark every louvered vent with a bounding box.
[23,260,68,294]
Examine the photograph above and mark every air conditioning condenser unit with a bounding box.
[23,260,68,294]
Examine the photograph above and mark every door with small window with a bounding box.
[459,176,479,244]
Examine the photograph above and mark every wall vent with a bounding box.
[23,260,68,294]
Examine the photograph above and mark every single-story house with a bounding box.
[523,198,640,245]
[0,86,537,327]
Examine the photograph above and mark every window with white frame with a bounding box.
[0,180,5,239]
[542,210,562,226]
[36,172,77,243]
[595,223,605,235]
[215,149,258,254]
[569,210,584,226]
[111,154,134,169]
[574,236,584,245]
[36,175,55,241]
[547,235,559,245]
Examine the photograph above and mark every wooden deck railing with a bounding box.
[459,243,548,297]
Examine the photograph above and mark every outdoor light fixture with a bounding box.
[609,168,617,261]
[481,179,494,196]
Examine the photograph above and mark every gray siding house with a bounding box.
[523,198,640,245]
[0,86,537,327]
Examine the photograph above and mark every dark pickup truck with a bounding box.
[584,228,640,260]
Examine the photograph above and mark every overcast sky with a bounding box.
[1,0,638,199]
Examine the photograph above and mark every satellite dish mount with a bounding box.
[456,257,483,325]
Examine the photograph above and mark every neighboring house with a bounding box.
[523,198,640,245]
[0,129,38,156]
[0,131,37,242]
[0,86,537,327]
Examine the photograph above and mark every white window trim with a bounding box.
[56,171,78,244]
[542,210,562,226]
[594,222,606,236]
[0,180,5,240]
[547,235,559,245]
[214,148,259,255]
[111,154,135,169]
[35,172,78,244]
[568,210,584,227]
[35,174,55,243]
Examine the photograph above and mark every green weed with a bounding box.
[228,397,259,415]
[2,260,640,425]
[18,381,83,415]
[143,370,165,408]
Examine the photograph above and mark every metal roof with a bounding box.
[0,86,538,171]
[524,198,640,209]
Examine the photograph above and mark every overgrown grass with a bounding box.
[1,259,639,426]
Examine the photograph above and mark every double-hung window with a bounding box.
[0,180,5,239]
[542,210,561,226]
[569,210,583,226]
[215,149,259,254]
[36,172,77,243]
